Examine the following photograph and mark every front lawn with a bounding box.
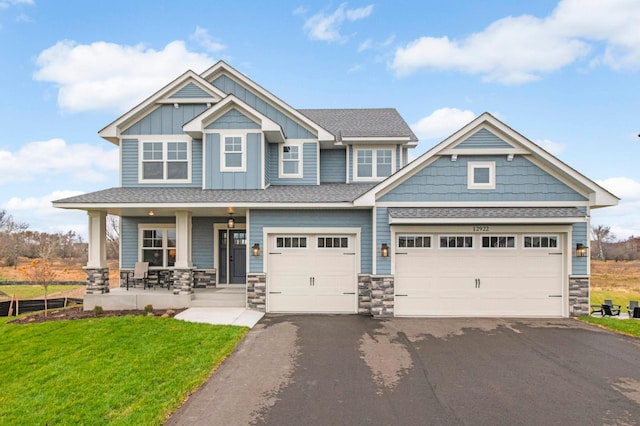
[579,316,640,338]
[0,314,247,425]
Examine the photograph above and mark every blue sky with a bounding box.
[1,0,639,240]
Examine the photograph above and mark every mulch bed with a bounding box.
[7,306,187,324]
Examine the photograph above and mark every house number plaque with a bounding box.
[472,226,490,232]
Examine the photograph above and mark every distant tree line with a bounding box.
[591,224,640,261]
[0,210,120,267]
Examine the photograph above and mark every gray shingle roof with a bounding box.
[388,207,586,219]
[54,184,376,205]
[299,108,418,141]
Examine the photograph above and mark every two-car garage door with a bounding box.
[395,232,565,317]
[267,233,358,313]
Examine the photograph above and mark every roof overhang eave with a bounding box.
[388,217,587,225]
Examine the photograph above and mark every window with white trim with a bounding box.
[523,235,558,248]
[481,235,515,248]
[222,135,245,171]
[355,148,394,180]
[141,227,176,267]
[280,144,302,178]
[468,161,495,189]
[276,236,307,248]
[398,235,432,248]
[317,236,349,248]
[141,141,190,181]
[439,235,473,248]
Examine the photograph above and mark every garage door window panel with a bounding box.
[317,236,349,248]
[524,235,558,248]
[398,235,432,248]
[482,235,516,249]
[440,235,473,248]
[276,236,307,249]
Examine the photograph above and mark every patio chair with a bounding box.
[628,300,639,317]
[131,262,149,290]
[158,270,174,291]
[633,307,640,319]
[602,300,621,317]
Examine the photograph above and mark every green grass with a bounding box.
[0,284,84,299]
[590,289,640,312]
[0,315,247,425]
[579,316,640,338]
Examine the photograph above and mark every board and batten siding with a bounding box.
[121,138,203,187]
[169,82,211,99]
[122,104,208,135]
[320,149,346,183]
[375,207,391,275]
[379,155,588,203]
[269,142,318,185]
[454,128,514,149]
[211,74,316,139]
[248,209,372,274]
[204,132,262,189]
[571,221,588,275]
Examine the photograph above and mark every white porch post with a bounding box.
[173,211,193,294]
[85,210,109,294]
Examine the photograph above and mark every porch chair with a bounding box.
[158,270,174,291]
[628,301,639,317]
[602,299,621,317]
[131,262,149,290]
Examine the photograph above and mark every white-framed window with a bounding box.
[481,235,516,249]
[280,143,303,178]
[140,138,190,182]
[354,147,394,181]
[398,235,432,248]
[439,235,474,248]
[139,225,176,267]
[221,135,245,171]
[468,161,495,189]
[276,236,307,249]
[317,236,349,249]
[523,235,558,248]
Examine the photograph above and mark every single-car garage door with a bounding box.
[395,233,564,317]
[267,234,357,313]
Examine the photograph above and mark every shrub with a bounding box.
[144,304,154,314]
[93,305,104,316]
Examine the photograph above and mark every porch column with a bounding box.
[173,211,193,294]
[85,210,109,294]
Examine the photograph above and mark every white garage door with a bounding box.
[395,233,564,317]
[267,234,357,313]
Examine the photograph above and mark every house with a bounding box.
[53,61,618,317]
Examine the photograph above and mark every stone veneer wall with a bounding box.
[193,269,216,288]
[172,269,193,295]
[569,275,589,317]
[85,268,110,294]
[247,273,266,311]
[370,275,394,318]
[358,275,372,315]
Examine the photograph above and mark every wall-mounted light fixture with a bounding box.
[174,103,179,109]
[576,243,589,257]
[252,243,261,256]
[381,243,389,257]
[227,214,235,228]
[148,210,155,216]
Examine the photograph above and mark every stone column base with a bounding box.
[569,275,589,317]
[172,269,194,295]
[85,268,110,294]
[247,273,266,311]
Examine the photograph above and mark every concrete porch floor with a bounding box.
[83,287,246,311]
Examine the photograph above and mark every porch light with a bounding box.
[576,243,589,257]
[252,243,260,256]
[381,243,389,257]
[227,214,235,228]
[148,210,155,216]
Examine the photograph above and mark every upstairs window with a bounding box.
[280,144,302,178]
[468,161,495,189]
[141,140,190,182]
[355,148,394,181]
[222,135,245,171]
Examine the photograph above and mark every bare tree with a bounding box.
[591,225,615,261]
[0,210,28,267]
[106,215,120,260]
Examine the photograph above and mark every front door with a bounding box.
[218,229,247,285]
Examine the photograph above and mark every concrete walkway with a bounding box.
[174,307,264,328]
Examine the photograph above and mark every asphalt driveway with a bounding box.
[166,316,640,425]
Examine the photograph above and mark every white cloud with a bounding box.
[597,177,640,201]
[0,0,34,8]
[0,138,118,184]
[411,108,476,141]
[591,177,640,239]
[535,139,566,155]
[391,0,640,83]
[4,190,83,212]
[358,39,372,52]
[303,3,374,42]
[190,26,226,53]
[33,40,214,113]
